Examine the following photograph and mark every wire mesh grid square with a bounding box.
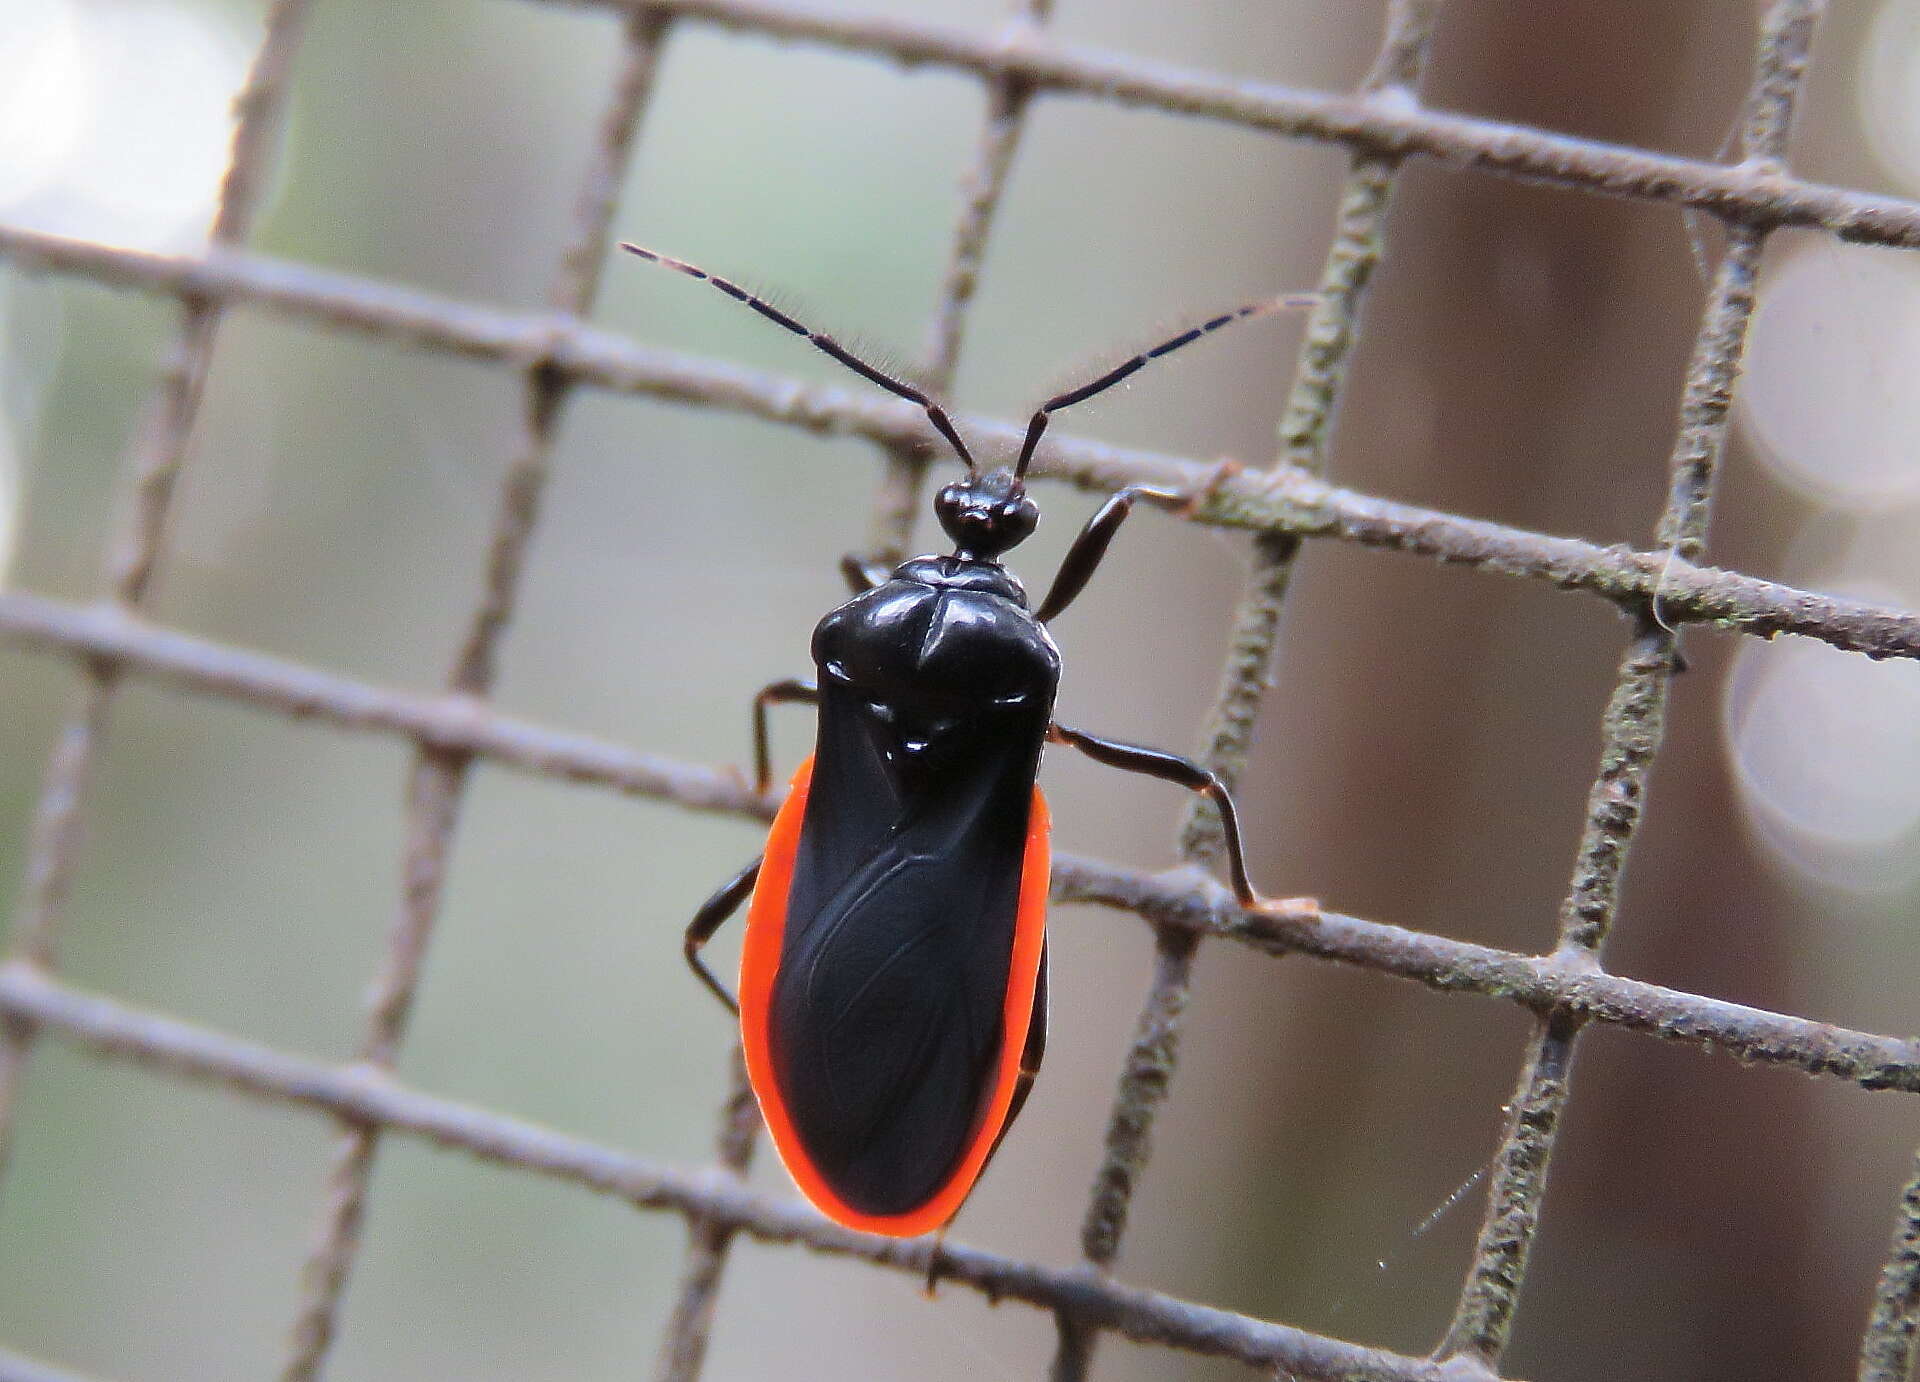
[3,0,1920,1378]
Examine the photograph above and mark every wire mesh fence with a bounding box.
[3,0,1920,1378]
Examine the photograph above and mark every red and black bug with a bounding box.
[625,243,1314,1237]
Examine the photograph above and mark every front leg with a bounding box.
[839,552,893,594]
[1032,486,1187,624]
[1049,721,1315,915]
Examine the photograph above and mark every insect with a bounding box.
[624,243,1315,1237]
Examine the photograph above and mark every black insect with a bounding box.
[624,243,1314,1235]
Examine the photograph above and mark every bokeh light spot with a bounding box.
[0,0,259,251]
[0,410,17,589]
[1724,594,1920,892]
[1739,243,1920,511]
[0,0,91,211]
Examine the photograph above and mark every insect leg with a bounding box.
[1050,722,1315,914]
[685,856,762,1014]
[751,679,819,794]
[837,553,892,594]
[1033,485,1185,623]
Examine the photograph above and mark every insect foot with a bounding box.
[1249,893,1321,921]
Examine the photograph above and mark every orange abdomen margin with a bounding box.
[738,756,1051,1238]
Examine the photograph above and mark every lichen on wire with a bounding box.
[652,0,1059,1371]
[1,0,1918,1379]
[1436,2,1821,1369]
[1056,5,1442,1377]
[0,0,315,1230]
[8,225,1918,662]
[278,12,673,1379]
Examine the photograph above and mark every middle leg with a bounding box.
[751,679,819,794]
[1050,721,1313,914]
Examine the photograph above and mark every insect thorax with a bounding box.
[811,559,1060,784]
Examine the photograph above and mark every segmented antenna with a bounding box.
[620,244,976,471]
[1013,292,1319,477]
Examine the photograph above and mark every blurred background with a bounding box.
[2,0,1920,1378]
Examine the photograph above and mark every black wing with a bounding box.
[769,684,1045,1217]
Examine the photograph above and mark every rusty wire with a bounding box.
[0,0,313,1229]
[4,583,1920,1093]
[4,0,1920,1380]
[651,2,1060,1374]
[1437,2,1816,1368]
[1055,6,1442,1377]
[1865,1147,1920,1382]
[8,225,1920,662]
[548,0,1920,248]
[277,11,674,1379]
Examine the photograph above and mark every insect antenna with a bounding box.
[620,243,976,471]
[1014,291,1319,478]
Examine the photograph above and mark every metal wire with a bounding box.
[278,12,672,1377]
[1864,1147,1920,1382]
[4,584,1918,1092]
[1056,7,1441,1376]
[1437,3,1818,1367]
[3,0,1920,1379]
[8,228,1920,659]
[546,0,1920,248]
[651,3,1060,1371]
[0,0,313,1209]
